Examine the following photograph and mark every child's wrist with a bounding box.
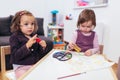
[26,43,30,49]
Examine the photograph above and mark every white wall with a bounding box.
[0,0,45,17]
[0,0,119,63]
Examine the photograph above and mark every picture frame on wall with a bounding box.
[74,0,108,9]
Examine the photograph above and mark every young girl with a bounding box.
[10,10,47,79]
[68,9,99,56]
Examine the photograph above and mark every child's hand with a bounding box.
[39,40,46,49]
[84,49,92,56]
[26,34,37,48]
[68,42,75,50]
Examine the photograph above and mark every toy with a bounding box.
[65,14,72,20]
[51,10,59,25]
[76,0,88,6]
[54,36,60,42]
[36,38,41,43]
[73,44,81,52]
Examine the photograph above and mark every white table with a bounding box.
[18,49,117,80]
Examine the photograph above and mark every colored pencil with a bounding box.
[57,72,86,79]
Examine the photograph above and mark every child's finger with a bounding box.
[85,51,92,56]
[33,34,37,38]
[31,34,37,40]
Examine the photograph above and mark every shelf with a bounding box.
[47,25,64,42]
[48,25,64,29]
[74,3,108,9]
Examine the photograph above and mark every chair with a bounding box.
[0,45,16,80]
[117,57,120,80]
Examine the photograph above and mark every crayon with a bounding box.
[73,44,81,52]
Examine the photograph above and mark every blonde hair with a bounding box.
[11,10,38,33]
[77,9,96,27]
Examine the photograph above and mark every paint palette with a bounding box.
[53,51,72,61]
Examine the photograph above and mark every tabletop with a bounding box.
[18,49,117,80]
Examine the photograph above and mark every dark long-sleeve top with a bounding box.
[9,31,44,65]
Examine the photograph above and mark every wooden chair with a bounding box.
[0,45,16,80]
[99,45,104,54]
[117,57,120,80]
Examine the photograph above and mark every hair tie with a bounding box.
[19,11,25,16]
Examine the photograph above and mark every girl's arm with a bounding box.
[10,35,31,61]
[91,33,100,54]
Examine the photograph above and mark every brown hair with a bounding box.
[11,10,38,33]
[77,9,96,27]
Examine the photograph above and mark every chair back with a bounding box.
[0,45,13,80]
[117,57,120,80]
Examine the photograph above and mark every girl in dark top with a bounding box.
[10,10,47,79]
[68,9,99,56]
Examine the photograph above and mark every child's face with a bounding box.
[20,15,35,36]
[79,21,94,33]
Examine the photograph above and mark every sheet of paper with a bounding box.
[65,51,114,73]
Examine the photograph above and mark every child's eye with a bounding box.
[87,26,91,28]
[81,25,86,28]
[24,23,29,26]
[31,23,34,26]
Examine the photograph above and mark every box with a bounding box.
[54,43,65,50]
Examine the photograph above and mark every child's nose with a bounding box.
[84,27,88,30]
[28,24,33,28]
